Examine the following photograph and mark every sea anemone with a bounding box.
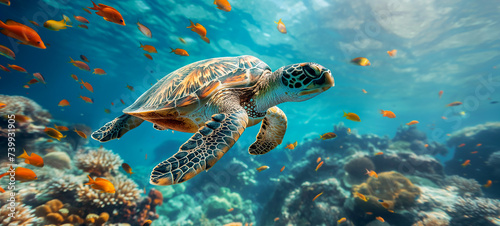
[0,202,41,225]
[75,147,123,176]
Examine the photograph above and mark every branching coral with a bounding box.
[76,174,141,208]
[0,202,41,225]
[75,147,123,176]
[40,175,81,203]
[444,175,483,197]
[448,197,500,226]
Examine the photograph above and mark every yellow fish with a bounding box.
[274,18,287,34]
[343,111,361,122]
[44,127,66,141]
[256,165,269,172]
[43,15,72,31]
[285,141,298,149]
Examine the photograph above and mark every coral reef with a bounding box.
[201,187,255,225]
[344,156,375,183]
[76,174,140,208]
[392,125,448,156]
[0,202,41,225]
[157,194,202,226]
[444,175,483,197]
[370,151,444,182]
[448,197,500,226]
[34,199,111,225]
[44,151,72,169]
[75,147,123,176]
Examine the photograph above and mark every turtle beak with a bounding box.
[322,71,334,91]
[298,70,334,96]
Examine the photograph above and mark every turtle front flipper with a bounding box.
[91,114,144,142]
[248,106,287,155]
[150,108,248,185]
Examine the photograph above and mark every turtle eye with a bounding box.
[304,65,321,78]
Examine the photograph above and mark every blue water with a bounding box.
[1,0,500,225]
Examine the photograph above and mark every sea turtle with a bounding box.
[91,55,334,185]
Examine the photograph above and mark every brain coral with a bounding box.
[75,147,123,176]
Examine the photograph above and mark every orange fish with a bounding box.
[387,49,397,57]
[458,143,466,147]
[315,161,324,171]
[380,202,390,209]
[274,217,280,222]
[227,208,234,212]
[376,217,385,223]
[74,128,88,139]
[442,116,448,120]
[424,144,429,148]
[69,57,90,71]
[70,74,79,81]
[201,36,210,44]
[285,141,298,150]
[351,57,370,66]
[355,192,368,202]
[179,37,186,44]
[0,166,37,182]
[461,160,470,167]
[256,165,269,172]
[33,72,46,84]
[44,127,66,141]
[365,212,373,215]
[17,149,44,167]
[0,44,15,60]
[343,111,361,122]
[78,24,89,29]
[121,163,134,175]
[280,166,285,172]
[120,99,126,105]
[0,103,6,109]
[137,20,152,38]
[170,48,189,56]
[126,84,134,91]
[142,219,152,226]
[337,217,346,225]
[320,132,337,140]
[187,20,207,37]
[29,20,40,27]
[362,89,367,94]
[79,95,93,104]
[380,110,396,118]
[85,175,115,193]
[274,18,287,34]
[214,0,231,12]
[470,151,478,154]
[476,143,482,147]
[80,79,94,92]
[484,180,492,188]
[145,154,147,160]
[365,169,378,178]
[312,192,323,201]
[0,0,10,6]
[140,43,157,53]
[88,1,125,25]
[375,152,383,155]
[58,99,70,107]
[0,64,10,72]
[80,55,90,62]
[316,157,321,163]
[93,68,106,75]
[46,139,53,142]
[0,186,4,193]
[0,19,46,49]
[8,64,27,73]
[54,124,69,131]
[27,78,39,85]
[446,101,462,107]
[406,120,419,126]
[439,90,443,98]
[83,7,92,14]
[347,128,351,134]
[144,53,153,60]
[74,15,89,23]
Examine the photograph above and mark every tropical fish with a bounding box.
[387,49,397,57]
[74,128,88,139]
[32,72,46,84]
[0,64,10,72]
[315,161,324,171]
[88,1,125,26]
[69,57,90,71]
[83,7,92,14]
[23,85,30,89]
[29,20,40,26]
[280,166,285,172]
[227,208,234,212]
[351,57,370,66]
[137,20,152,38]
[54,124,69,131]
[380,110,396,118]
[476,143,482,147]
[312,192,323,201]
[104,108,111,113]
[145,154,147,160]
[44,127,66,141]
[93,68,106,75]
[442,116,448,120]
[43,15,72,31]
[70,74,79,81]
[380,202,390,209]
[355,192,368,202]
[320,132,337,140]
[256,165,269,172]
[120,99,126,105]
[74,15,89,23]
[365,169,378,178]
[17,149,44,167]
[80,79,94,92]
[46,139,53,143]
[285,141,298,149]
[439,90,443,98]
[27,79,39,85]
[461,160,470,167]
[337,218,346,225]
[0,103,6,109]
[343,111,361,122]
[8,64,27,73]
[121,163,134,175]
[201,36,210,44]
[375,152,384,155]
[470,151,478,154]
[0,44,15,60]
[1,0,10,6]
[366,212,373,215]
[85,175,115,193]
[274,19,287,34]
[0,166,37,182]
[140,43,157,53]
[484,180,492,188]
[78,24,89,29]
[79,95,94,104]
[80,55,90,62]
[446,101,462,107]
[458,143,466,147]
[8,115,32,123]
[316,157,321,163]
[424,144,429,148]
[214,0,231,12]
[362,89,367,94]
[0,19,46,49]
[142,220,152,226]
[58,99,70,107]
[126,84,134,91]
[347,128,351,134]
[274,217,279,222]
[406,120,419,126]
[376,217,385,223]
[144,53,153,60]
[170,48,189,56]
[187,20,207,37]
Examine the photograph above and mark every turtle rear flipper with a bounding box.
[248,106,287,155]
[150,108,248,185]
[91,114,144,142]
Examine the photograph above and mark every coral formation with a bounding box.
[344,156,375,181]
[44,151,72,169]
[0,202,41,225]
[76,174,140,208]
[34,199,112,225]
[448,197,500,226]
[370,151,444,182]
[444,175,483,197]
[75,147,123,176]
[203,187,244,218]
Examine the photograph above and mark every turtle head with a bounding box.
[278,63,334,102]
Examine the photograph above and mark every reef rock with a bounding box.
[370,151,444,182]
[44,151,72,169]
[448,197,500,226]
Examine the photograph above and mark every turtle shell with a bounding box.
[124,55,270,116]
